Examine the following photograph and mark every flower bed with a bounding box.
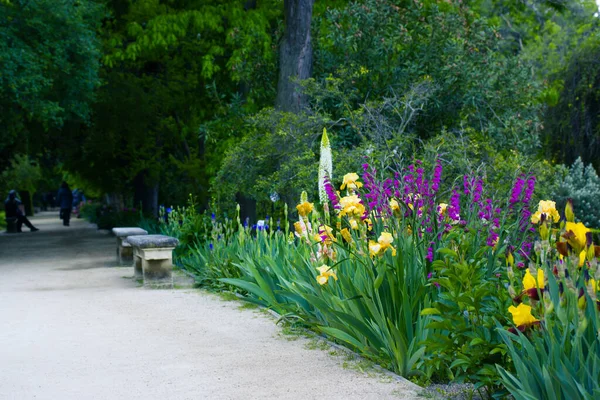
[166,160,600,399]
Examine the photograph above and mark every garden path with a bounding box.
[0,212,422,400]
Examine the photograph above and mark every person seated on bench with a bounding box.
[4,190,39,232]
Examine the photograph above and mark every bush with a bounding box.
[79,202,142,230]
[553,157,600,228]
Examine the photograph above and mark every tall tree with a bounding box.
[70,0,280,212]
[0,0,103,170]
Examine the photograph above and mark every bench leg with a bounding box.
[117,238,134,265]
[142,258,173,289]
[133,253,143,280]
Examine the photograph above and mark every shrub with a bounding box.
[79,202,142,230]
[553,157,600,228]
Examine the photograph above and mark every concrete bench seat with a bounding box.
[112,227,148,264]
[5,216,18,233]
[127,234,179,288]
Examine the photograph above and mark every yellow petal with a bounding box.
[369,241,381,257]
[378,232,394,246]
[522,270,536,291]
[508,303,538,326]
[340,228,353,243]
[579,250,586,267]
[536,269,545,289]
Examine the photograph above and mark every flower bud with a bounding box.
[506,250,514,268]
[540,222,549,241]
[508,285,517,299]
[565,199,575,223]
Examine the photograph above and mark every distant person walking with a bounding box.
[4,190,39,232]
[57,182,74,227]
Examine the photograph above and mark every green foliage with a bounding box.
[422,130,561,202]
[214,109,326,207]
[0,154,42,195]
[79,203,142,230]
[553,157,600,228]
[424,231,510,393]
[0,0,104,166]
[157,197,213,259]
[542,29,600,172]
[312,0,542,153]
[59,0,282,207]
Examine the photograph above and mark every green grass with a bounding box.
[0,211,6,230]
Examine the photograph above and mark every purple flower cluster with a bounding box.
[477,197,501,247]
[425,243,434,262]
[323,176,340,210]
[507,174,537,256]
[509,174,536,232]
[362,163,395,215]
[398,160,444,217]
[431,160,442,193]
[509,175,525,206]
[447,189,461,222]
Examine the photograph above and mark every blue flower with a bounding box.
[209,243,214,250]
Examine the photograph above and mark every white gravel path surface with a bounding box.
[0,212,422,400]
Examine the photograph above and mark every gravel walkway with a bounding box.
[0,212,422,400]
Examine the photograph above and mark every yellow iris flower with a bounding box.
[314,225,335,245]
[340,228,353,244]
[316,265,338,285]
[530,200,560,224]
[340,173,363,191]
[296,201,314,217]
[564,221,590,254]
[508,303,539,327]
[369,232,397,257]
[294,221,304,236]
[522,269,544,291]
[579,250,587,267]
[390,199,400,213]
[339,195,366,218]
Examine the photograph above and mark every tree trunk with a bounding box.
[133,172,159,217]
[275,0,314,113]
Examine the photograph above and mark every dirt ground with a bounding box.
[0,212,422,400]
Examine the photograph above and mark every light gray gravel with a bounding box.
[0,212,423,400]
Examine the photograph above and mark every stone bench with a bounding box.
[5,217,18,233]
[127,235,179,288]
[112,227,148,265]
